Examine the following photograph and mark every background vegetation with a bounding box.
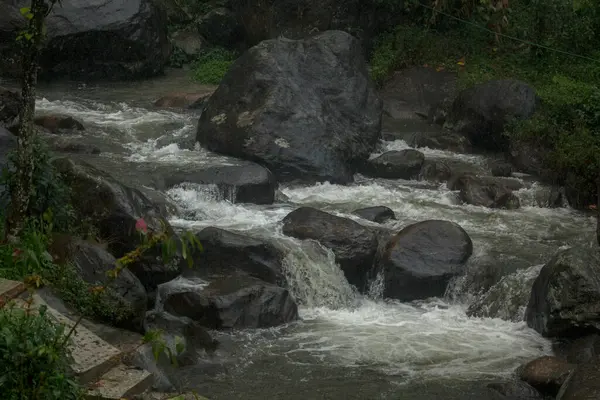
[370,0,600,207]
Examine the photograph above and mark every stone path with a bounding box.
[0,278,153,399]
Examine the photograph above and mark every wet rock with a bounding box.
[412,131,471,153]
[197,7,242,47]
[153,0,193,25]
[52,157,172,257]
[171,30,206,61]
[154,90,214,109]
[487,381,544,399]
[163,272,298,329]
[525,247,600,338]
[378,220,473,301]
[555,334,600,365]
[490,160,513,177]
[196,30,382,184]
[0,87,20,129]
[162,162,277,205]
[282,207,379,292]
[34,114,84,134]
[419,158,480,183]
[352,206,396,224]
[0,0,170,80]
[182,227,285,286]
[48,235,147,331]
[448,174,523,209]
[361,150,425,180]
[518,356,574,397]
[445,79,538,152]
[379,66,459,119]
[556,363,600,400]
[50,140,101,155]
[467,265,543,322]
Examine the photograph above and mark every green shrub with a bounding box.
[0,303,82,400]
[191,47,237,84]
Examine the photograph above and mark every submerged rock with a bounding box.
[448,174,522,209]
[378,220,473,301]
[445,79,538,152]
[282,207,379,292]
[525,247,600,338]
[1,0,170,80]
[34,114,84,134]
[197,30,382,184]
[163,272,298,329]
[487,381,544,400]
[361,150,425,180]
[183,227,285,286]
[352,206,396,224]
[517,356,574,397]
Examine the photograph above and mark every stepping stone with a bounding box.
[0,278,25,302]
[85,364,153,400]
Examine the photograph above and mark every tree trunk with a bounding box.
[5,0,47,241]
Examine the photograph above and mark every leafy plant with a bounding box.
[0,302,82,400]
[191,47,238,84]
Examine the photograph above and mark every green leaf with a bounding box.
[19,7,33,20]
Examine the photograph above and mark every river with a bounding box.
[26,69,598,399]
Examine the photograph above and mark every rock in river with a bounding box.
[282,207,379,292]
[448,174,522,209]
[162,272,298,330]
[196,30,382,184]
[361,150,425,180]
[526,246,600,338]
[378,220,473,301]
[352,206,396,224]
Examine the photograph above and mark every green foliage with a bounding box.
[191,47,237,84]
[370,0,600,206]
[0,303,82,400]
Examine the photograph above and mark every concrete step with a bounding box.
[10,293,122,384]
[85,364,153,400]
[0,278,26,303]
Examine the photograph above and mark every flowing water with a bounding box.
[22,69,598,399]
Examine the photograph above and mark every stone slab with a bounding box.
[85,364,153,400]
[0,278,25,302]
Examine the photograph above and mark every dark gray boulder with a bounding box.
[445,79,538,152]
[196,30,382,184]
[197,7,241,47]
[282,207,379,292]
[378,220,473,301]
[352,206,396,224]
[448,174,522,209]
[49,235,147,331]
[0,0,170,80]
[34,114,84,134]
[182,227,285,286]
[361,150,425,180]
[556,363,600,400]
[163,272,298,329]
[526,247,600,338]
[487,381,544,400]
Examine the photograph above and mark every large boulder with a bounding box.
[0,0,170,80]
[196,30,382,184]
[282,207,379,292]
[378,220,473,301]
[182,227,285,286]
[361,150,425,180]
[162,272,298,329]
[49,234,147,331]
[0,87,20,129]
[52,157,172,257]
[448,174,523,209]
[445,79,538,152]
[525,247,600,338]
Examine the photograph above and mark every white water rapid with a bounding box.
[29,73,597,399]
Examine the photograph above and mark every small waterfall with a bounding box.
[276,236,358,309]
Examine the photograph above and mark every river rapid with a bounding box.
[25,69,598,399]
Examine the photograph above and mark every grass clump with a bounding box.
[191,47,238,84]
